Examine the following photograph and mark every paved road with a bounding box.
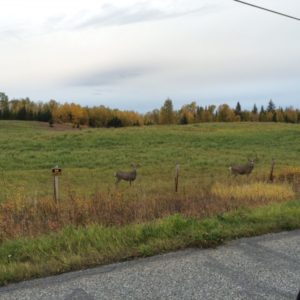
[0,230,300,300]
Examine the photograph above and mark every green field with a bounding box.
[0,120,299,201]
[0,120,300,284]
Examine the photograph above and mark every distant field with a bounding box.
[0,120,299,202]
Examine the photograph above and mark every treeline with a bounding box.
[1,92,299,127]
[0,92,143,128]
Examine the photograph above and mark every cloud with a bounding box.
[0,25,27,41]
[43,14,68,31]
[0,29,19,40]
[74,3,209,29]
[68,64,157,87]
[45,1,218,31]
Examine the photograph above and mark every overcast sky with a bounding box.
[1,0,300,112]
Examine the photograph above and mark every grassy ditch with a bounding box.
[0,182,295,241]
[1,199,300,286]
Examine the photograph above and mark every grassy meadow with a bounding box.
[0,120,299,201]
[0,120,300,284]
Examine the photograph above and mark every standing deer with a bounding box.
[229,157,257,176]
[115,163,139,186]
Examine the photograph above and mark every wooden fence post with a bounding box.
[175,163,180,192]
[52,165,62,202]
[269,158,275,183]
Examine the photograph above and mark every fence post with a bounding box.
[175,163,180,192]
[52,165,62,202]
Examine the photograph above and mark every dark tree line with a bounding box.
[1,92,299,127]
[0,93,53,122]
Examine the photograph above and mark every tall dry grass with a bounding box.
[211,182,294,206]
[0,176,296,242]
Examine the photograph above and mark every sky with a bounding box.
[1,0,300,112]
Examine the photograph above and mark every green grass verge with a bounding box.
[1,199,300,286]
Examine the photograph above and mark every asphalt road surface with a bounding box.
[0,230,300,300]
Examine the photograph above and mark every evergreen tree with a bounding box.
[267,99,276,112]
[235,102,242,115]
[252,104,258,114]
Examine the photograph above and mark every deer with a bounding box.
[115,163,139,186]
[229,156,258,176]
